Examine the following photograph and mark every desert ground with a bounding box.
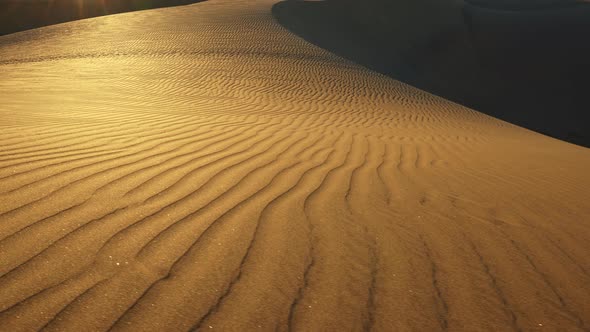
[0,0,204,36]
[0,0,589,331]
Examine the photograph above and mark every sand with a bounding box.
[272,0,590,147]
[0,0,203,36]
[0,0,589,331]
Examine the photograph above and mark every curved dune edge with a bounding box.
[0,0,589,331]
[271,0,590,147]
[0,0,204,36]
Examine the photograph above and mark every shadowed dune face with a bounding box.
[272,0,590,147]
[0,0,590,331]
[466,0,585,10]
[0,0,205,36]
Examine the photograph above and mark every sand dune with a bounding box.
[273,0,590,146]
[0,0,204,36]
[465,0,585,10]
[0,0,589,331]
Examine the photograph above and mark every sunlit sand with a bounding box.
[0,0,589,331]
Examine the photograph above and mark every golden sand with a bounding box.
[0,0,589,331]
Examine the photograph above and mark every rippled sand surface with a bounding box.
[1,1,589,331]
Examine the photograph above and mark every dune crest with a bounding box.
[272,0,590,146]
[0,0,589,331]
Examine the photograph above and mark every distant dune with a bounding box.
[466,0,584,9]
[0,0,589,331]
[273,0,590,146]
[0,0,203,36]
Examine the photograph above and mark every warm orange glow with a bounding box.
[0,0,589,331]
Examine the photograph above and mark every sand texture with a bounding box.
[272,0,590,147]
[0,0,589,331]
[0,0,204,36]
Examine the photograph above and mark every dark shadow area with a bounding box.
[272,0,590,147]
[0,0,205,36]
[466,0,583,10]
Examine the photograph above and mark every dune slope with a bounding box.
[0,0,204,36]
[272,0,590,147]
[0,0,589,331]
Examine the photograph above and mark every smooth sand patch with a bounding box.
[0,0,204,36]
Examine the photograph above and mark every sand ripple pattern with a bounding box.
[1,0,589,331]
